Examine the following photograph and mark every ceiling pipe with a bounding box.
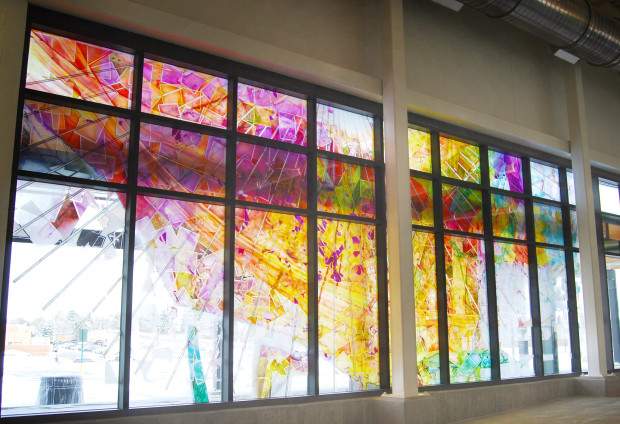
[457,0,620,70]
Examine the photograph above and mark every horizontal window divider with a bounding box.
[234,133,309,155]
[135,186,227,205]
[16,171,128,193]
[488,187,528,199]
[316,211,381,225]
[316,150,377,167]
[138,113,229,139]
[411,223,436,232]
[437,177,483,191]
[409,169,433,180]
[233,200,307,215]
[533,241,570,250]
[437,228,485,239]
[23,90,134,119]
[601,212,620,222]
[531,197,565,208]
[491,236,528,244]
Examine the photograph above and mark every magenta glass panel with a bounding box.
[488,151,524,193]
[317,104,374,160]
[236,142,307,208]
[317,159,375,218]
[237,83,307,145]
[20,100,130,184]
[491,194,526,240]
[142,58,228,128]
[411,176,434,227]
[442,184,483,234]
[138,123,226,196]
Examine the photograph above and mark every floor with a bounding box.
[460,396,620,424]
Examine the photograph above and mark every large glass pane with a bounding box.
[494,242,533,379]
[317,104,374,160]
[412,231,439,385]
[530,161,560,201]
[567,170,576,205]
[571,210,579,248]
[317,159,375,219]
[599,180,620,215]
[445,235,490,383]
[318,219,379,393]
[533,203,564,245]
[130,196,225,406]
[26,30,133,108]
[142,59,228,128]
[442,184,483,234]
[237,83,307,145]
[440,136,480,183]
[574,252,587,372]
[236,142,307,208]
[488,151,524,193]
[491,194,526,240]
[138,123,226,196]
[537,247,571,374]
[3,181,125,416]
[410,176,433,227]
[21,101,130,184]
[606,255,620,368]
[408,128,431,173]
[603,216,620,255]
[234,209,308,399]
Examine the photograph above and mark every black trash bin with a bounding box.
[37,376,84,405]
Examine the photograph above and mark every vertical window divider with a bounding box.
[222,75,238,403]
[307,98,319,396]
[374,115,390,390]
[523,159,544,376]
[431,131,449,385]
[480,147,500,381]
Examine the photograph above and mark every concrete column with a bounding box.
[381,0,418,397]
[565,63,608,378]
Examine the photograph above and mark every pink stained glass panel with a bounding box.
[410,176,434,227]
[317,104,374,160]
[488,151,524,193]
[442,184,483,234]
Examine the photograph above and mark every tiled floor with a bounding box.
[460,396,620,423]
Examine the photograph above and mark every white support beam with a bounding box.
[381,0,418,398]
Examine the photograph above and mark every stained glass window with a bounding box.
[317,159,375,218]
[440,136,480,183]
[138,123,226,196]
[445,235,490,383]
[536,247,571,374]
[410,177,433,227]
[491,194,526,240]
[408,128,432,173]
[130,196,225,406]
[317,104,374,160]
[494,242,533,378]
[442,184,483,234]
[531,161,560,201]
[20,101,130,184]
[571,210,579,248]
[234,209,308,399]
[567,170,576,205]
[488,151,524,193]
[27,30,133,108]
[3,181,125,413]
[317,219,379,393]
[412,231,439,385]
[533,203,564,245]
[237,83,307,145]
[142,59,228,128]
[236,142,307,208]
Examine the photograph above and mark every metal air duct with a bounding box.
[458,0,620,70]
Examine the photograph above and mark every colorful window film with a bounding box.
[236,142,308,208]
[142,59,227,128]
[237,83,307,145]
[571,210,579,248]
[138,123,226,196]
[317,219,379,393]
[317,159,375,219]
[26,30,133,108]
[599,180,620,215]
[533,203,564,245]
[444,235,490,383]
[317,104,374,160]
[412,231,439,385]
[491,194,526,240]
[410,177,433,227]
[442,184,483,234]
[536,248,571,374]
[3,181,125,413]
[567,171,576,205]
[234,209,308,399]
[130,196,225,406]
[573,252,587,372]
[530,161,560,201]
[20,100,130,184]
[440,136,480,183]
[494,242,534,378]
[488,151,524,193]
[408,128,432,173]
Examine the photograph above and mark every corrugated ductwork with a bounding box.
[458,0,620,70]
